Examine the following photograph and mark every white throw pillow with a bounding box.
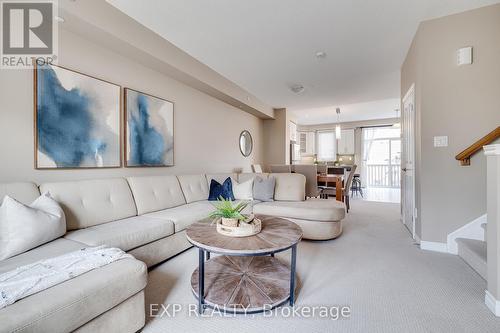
[232,179,254,200]
[0,192,66,260]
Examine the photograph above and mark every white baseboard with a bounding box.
[485,290,500,316]
[447,214,487,254]
[420,241,448,253]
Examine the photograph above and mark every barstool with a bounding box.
[351,174,363,197]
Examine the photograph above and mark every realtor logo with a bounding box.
[1,0,58,68]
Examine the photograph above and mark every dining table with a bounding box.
[317,174,343,201]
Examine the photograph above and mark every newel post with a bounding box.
[484,144,500,316]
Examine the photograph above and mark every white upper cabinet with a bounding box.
[299,131,315,155]
[338,129,355,154]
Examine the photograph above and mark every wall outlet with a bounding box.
[434,136,448,147]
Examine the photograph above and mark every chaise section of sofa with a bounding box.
[247,173,346,240]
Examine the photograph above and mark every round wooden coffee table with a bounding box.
[186,215,302,314]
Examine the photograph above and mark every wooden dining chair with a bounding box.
[270,165,292,173]
[343,165,357,212]
[292,164,322,198]
[252,164,263,173]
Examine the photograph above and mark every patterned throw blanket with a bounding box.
[0,246,132,309]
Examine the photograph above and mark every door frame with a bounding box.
[402,84,416,239]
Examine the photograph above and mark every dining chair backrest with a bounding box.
[292,164,319,198]
[270,165,291,173]
[252,164,263,173]
[316,165,327,174]
[344,164,357,193]
[328,167,345,175]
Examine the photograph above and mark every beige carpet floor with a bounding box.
[142,200,500,333]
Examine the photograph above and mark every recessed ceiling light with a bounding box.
[290,84,305,94]
[315,51,327,59]
[55,16,65,23]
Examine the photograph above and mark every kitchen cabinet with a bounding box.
[299,131,315,155]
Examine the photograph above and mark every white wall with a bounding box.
[0,28,263,184]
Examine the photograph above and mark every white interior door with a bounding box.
[402,84,416,238]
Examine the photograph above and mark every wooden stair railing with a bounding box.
[455,126,500,166]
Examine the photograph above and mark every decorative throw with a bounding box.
[208,177,235,201]
[232,178,253,200]
[0,192,66,260]
[0,246,132,309]
[253,176,276,202]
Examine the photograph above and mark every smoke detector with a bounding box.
[315,51,327,59]
[290,84,305,94]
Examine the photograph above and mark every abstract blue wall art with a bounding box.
[35,64,121,168]
[125,89,174,167]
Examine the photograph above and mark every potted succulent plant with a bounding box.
[209,197,249,227]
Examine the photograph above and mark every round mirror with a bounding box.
[239,130,253,157]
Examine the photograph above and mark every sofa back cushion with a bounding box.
[40,178,137,230]
[272,173,306,201]
[0,182,40,205]
[177,175,209,203]
[127,176,186,215]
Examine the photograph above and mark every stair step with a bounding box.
[456,238,487,280]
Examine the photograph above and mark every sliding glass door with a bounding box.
[362,127,401,188]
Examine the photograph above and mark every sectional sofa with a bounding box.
[0,172,345,333]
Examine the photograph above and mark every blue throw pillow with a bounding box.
[208,178,235,201]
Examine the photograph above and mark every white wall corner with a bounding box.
[420,241,448,253]
[485,290,500,316]
[484,144,500,156]
[447,214,487,254]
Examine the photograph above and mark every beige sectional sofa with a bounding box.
[0,173,345,333]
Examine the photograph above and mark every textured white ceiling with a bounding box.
[108,0,500,123]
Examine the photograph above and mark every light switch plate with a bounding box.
[434,136,448,147]
[457,47,473,65]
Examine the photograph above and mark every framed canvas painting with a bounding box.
[124,88,174,167]
[34,64,121,169]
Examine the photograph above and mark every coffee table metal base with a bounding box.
[191,253,296,314]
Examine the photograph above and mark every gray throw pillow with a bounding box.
[253,176,275,202]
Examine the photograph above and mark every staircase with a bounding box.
[456,225,487,279]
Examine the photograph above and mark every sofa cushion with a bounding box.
[232,178,254,200]
[272,173,306,201]
[0,193,66,260]
[127,176,186,215]
[253,198,345,222]
[253,176,275,202]
[177,175,209,203]
[64,215,174,251]
[144,201,214,233]
[0,182,40,205]
[0,238,84,274]
[40,178,137,230]
[208,178,235,201]
[0,257,147,333]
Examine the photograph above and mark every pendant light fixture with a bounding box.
[335,107,341,139]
